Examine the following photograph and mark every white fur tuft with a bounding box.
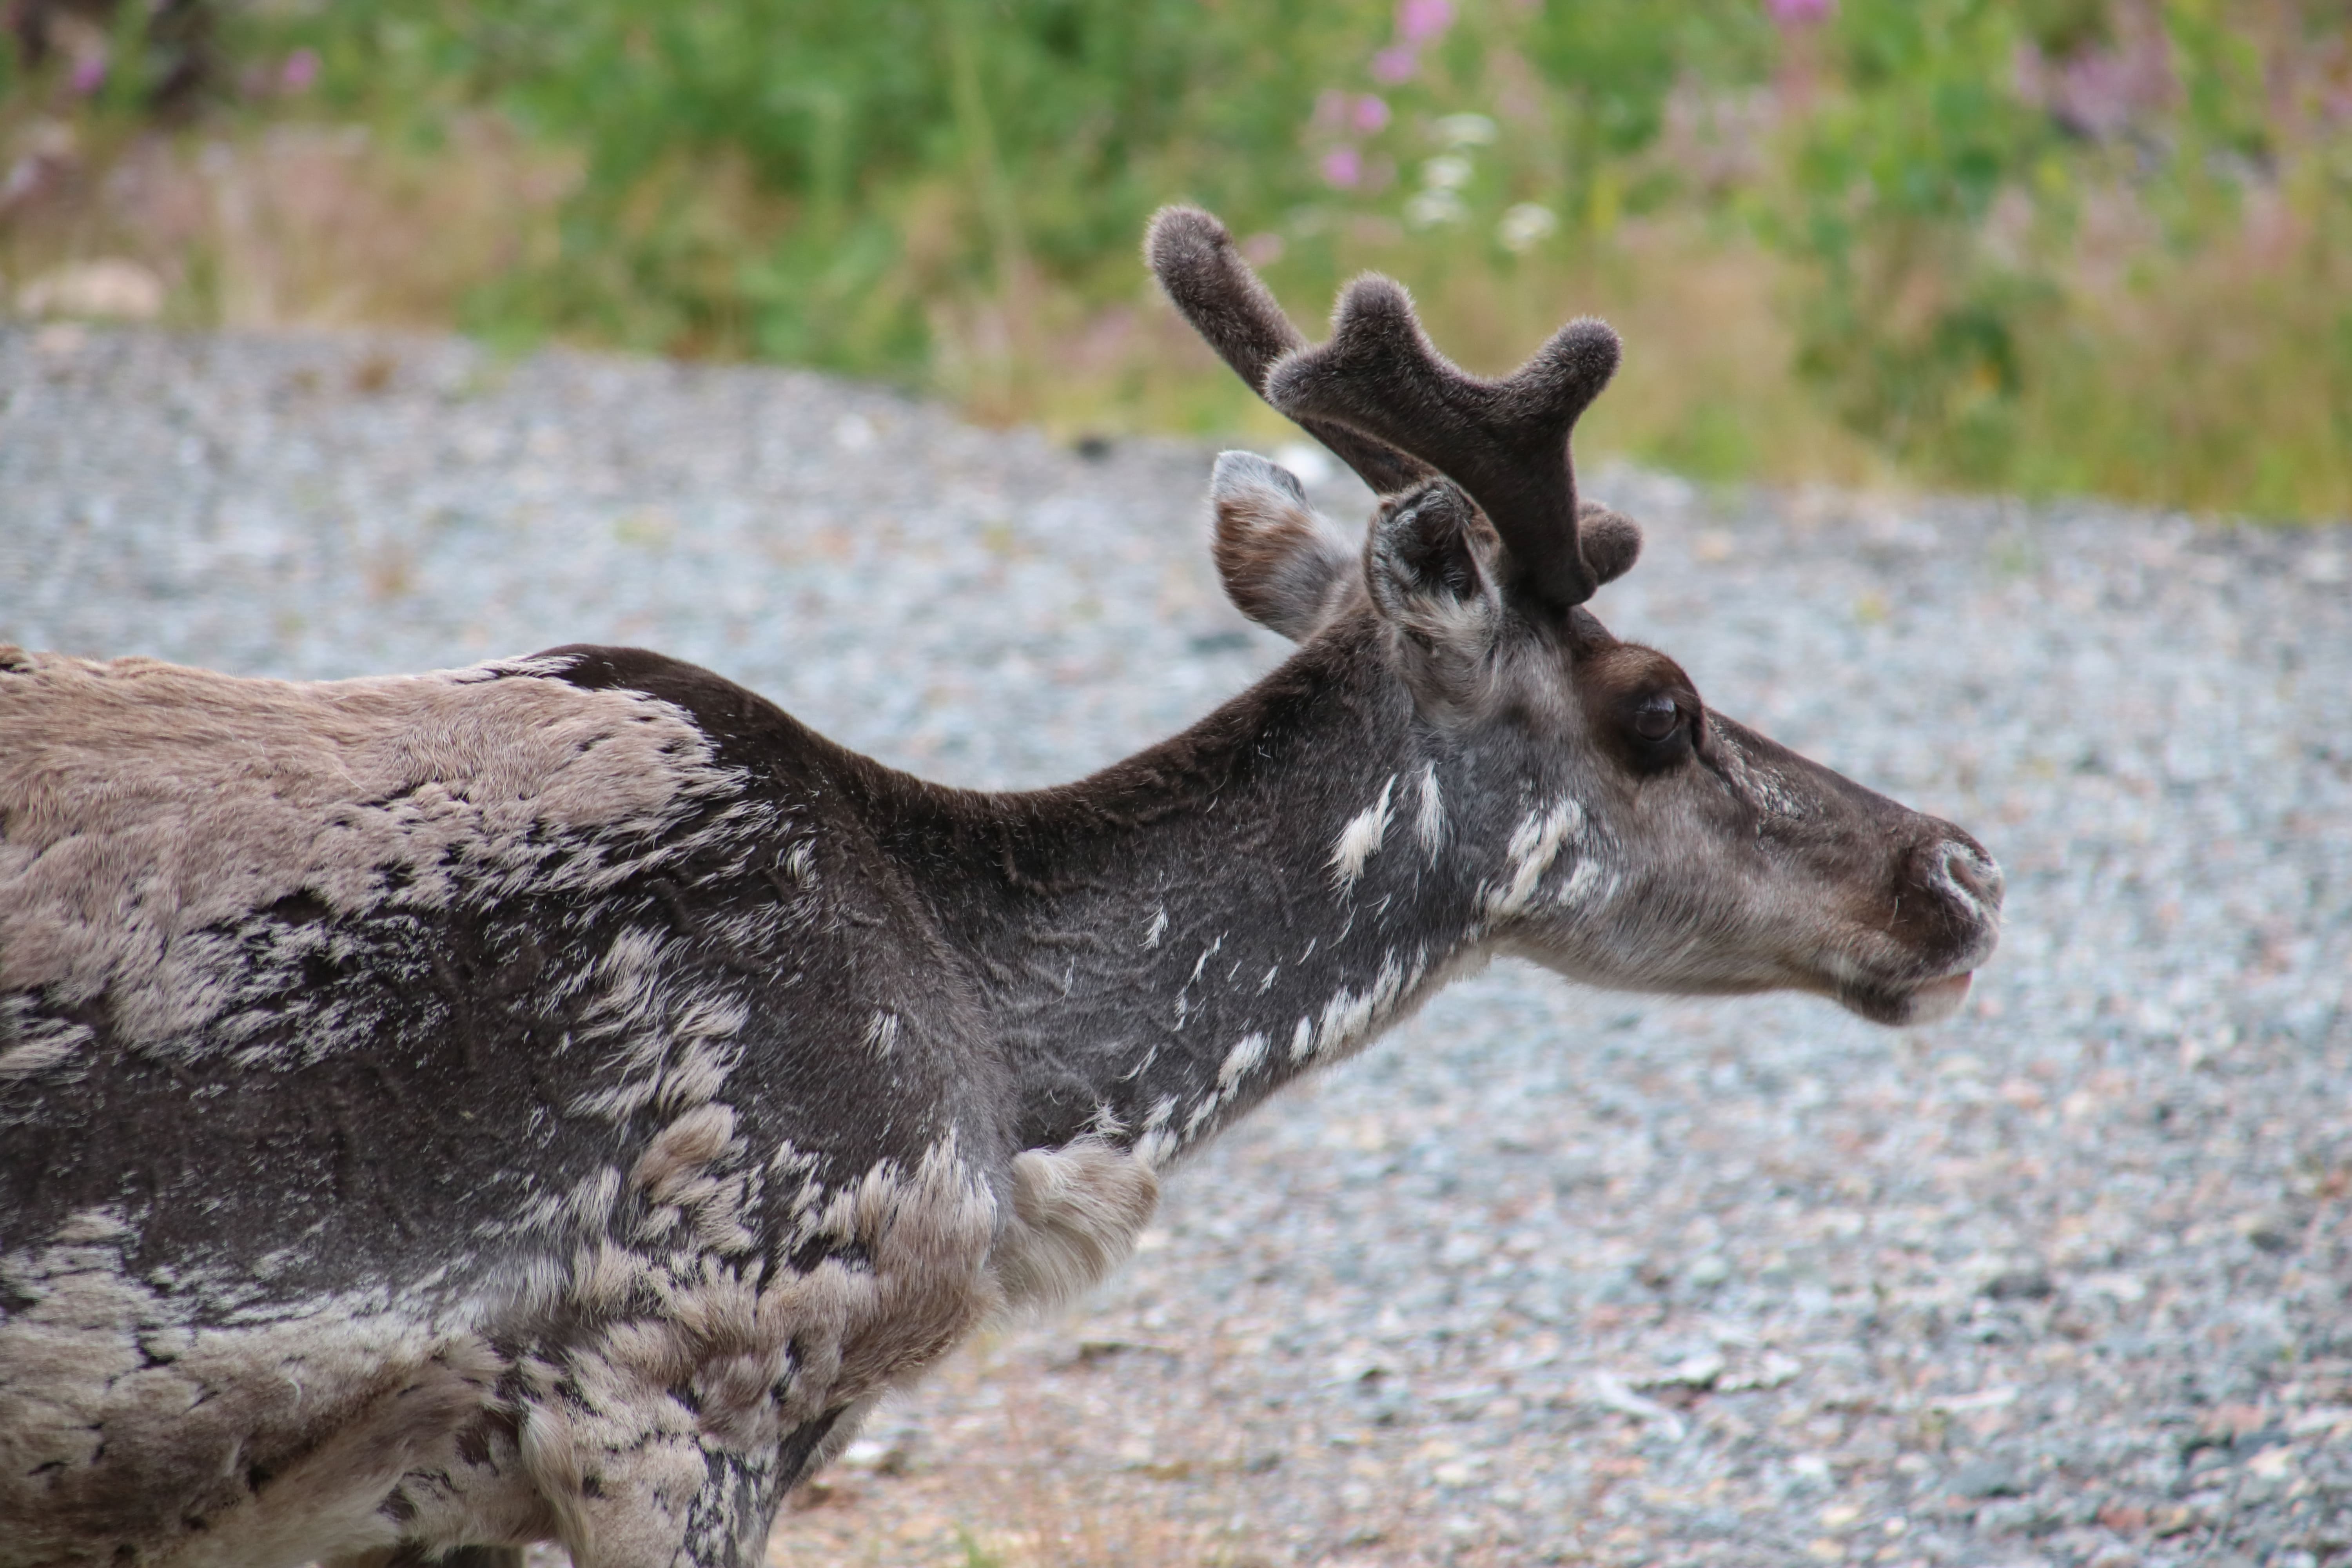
[1413,762,1445,857]
[991,1139,1161,1313]
[1330,776,1396,892]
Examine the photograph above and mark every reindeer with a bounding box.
[0,207,2000,1568]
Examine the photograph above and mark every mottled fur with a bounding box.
[0,211,2000,1568]
[0,651,734,1063]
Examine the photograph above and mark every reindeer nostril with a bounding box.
[1940,844,2003,909]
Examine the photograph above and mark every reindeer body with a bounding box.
[0,632,1557,1566]
[0,211,2001,1568]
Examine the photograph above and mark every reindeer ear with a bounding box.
[1365,481,1503,712]
[1209,452,1360,641]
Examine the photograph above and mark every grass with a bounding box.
[0,113,577,336]
[2,1,2347,522]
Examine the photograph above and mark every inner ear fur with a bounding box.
[1209,451,1360,641]
[1365,481,1503,713]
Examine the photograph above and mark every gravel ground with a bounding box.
[4,321,2350,1568]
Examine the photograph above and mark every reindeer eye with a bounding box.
[1630,694,1681,741]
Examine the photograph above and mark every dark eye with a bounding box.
[1630,693,1681,741]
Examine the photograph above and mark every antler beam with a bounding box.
[1146,208,1431,496]
[1267,277,1628,610]
[1149,204,1640,611]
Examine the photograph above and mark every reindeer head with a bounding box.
[1149,208,2000,1026]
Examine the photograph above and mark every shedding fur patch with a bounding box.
[1413,762,1446,857]
[623,1103,753,1252]
[1484,798,1587,920]
[0,1225,505,1568]
[1329,776,1396,892]
[1305,952,1425,1063]
[0,648,738,1060]
[1216,1031,1270,1089]
[567,931,756,1127]
[990,1140,1160,1313]
[519,1140,1000,1563]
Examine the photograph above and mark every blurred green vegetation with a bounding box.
[4,0,2348,519]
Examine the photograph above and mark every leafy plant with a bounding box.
[1768,0,2064,481]
[5,0,2347,519]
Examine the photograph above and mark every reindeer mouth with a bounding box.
[1837,969,1975,1027]
[1831,837,2001,1026]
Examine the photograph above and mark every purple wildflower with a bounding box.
[1321,145,1363,189]
[281,48,321,93]
[1397,0,1455,45]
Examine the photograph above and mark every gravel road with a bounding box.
[4,322,2349,1568]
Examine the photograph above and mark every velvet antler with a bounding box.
[1267,276,1637,611]
[1147,204,1640,611]
[1146,207,1431,495]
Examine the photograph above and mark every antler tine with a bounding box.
[1265,275,1633,610]
[1146,207,1431,495]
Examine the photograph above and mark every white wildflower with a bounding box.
[1497,202,1559,252]
[1405,188,1468,229]
[1433,113,1497,149]
[1421,154,1474,190]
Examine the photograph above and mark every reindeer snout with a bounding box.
[1934,837,2004,915]
[1906,829,2004,978]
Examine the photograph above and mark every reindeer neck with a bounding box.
[850,617,1494,1163]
